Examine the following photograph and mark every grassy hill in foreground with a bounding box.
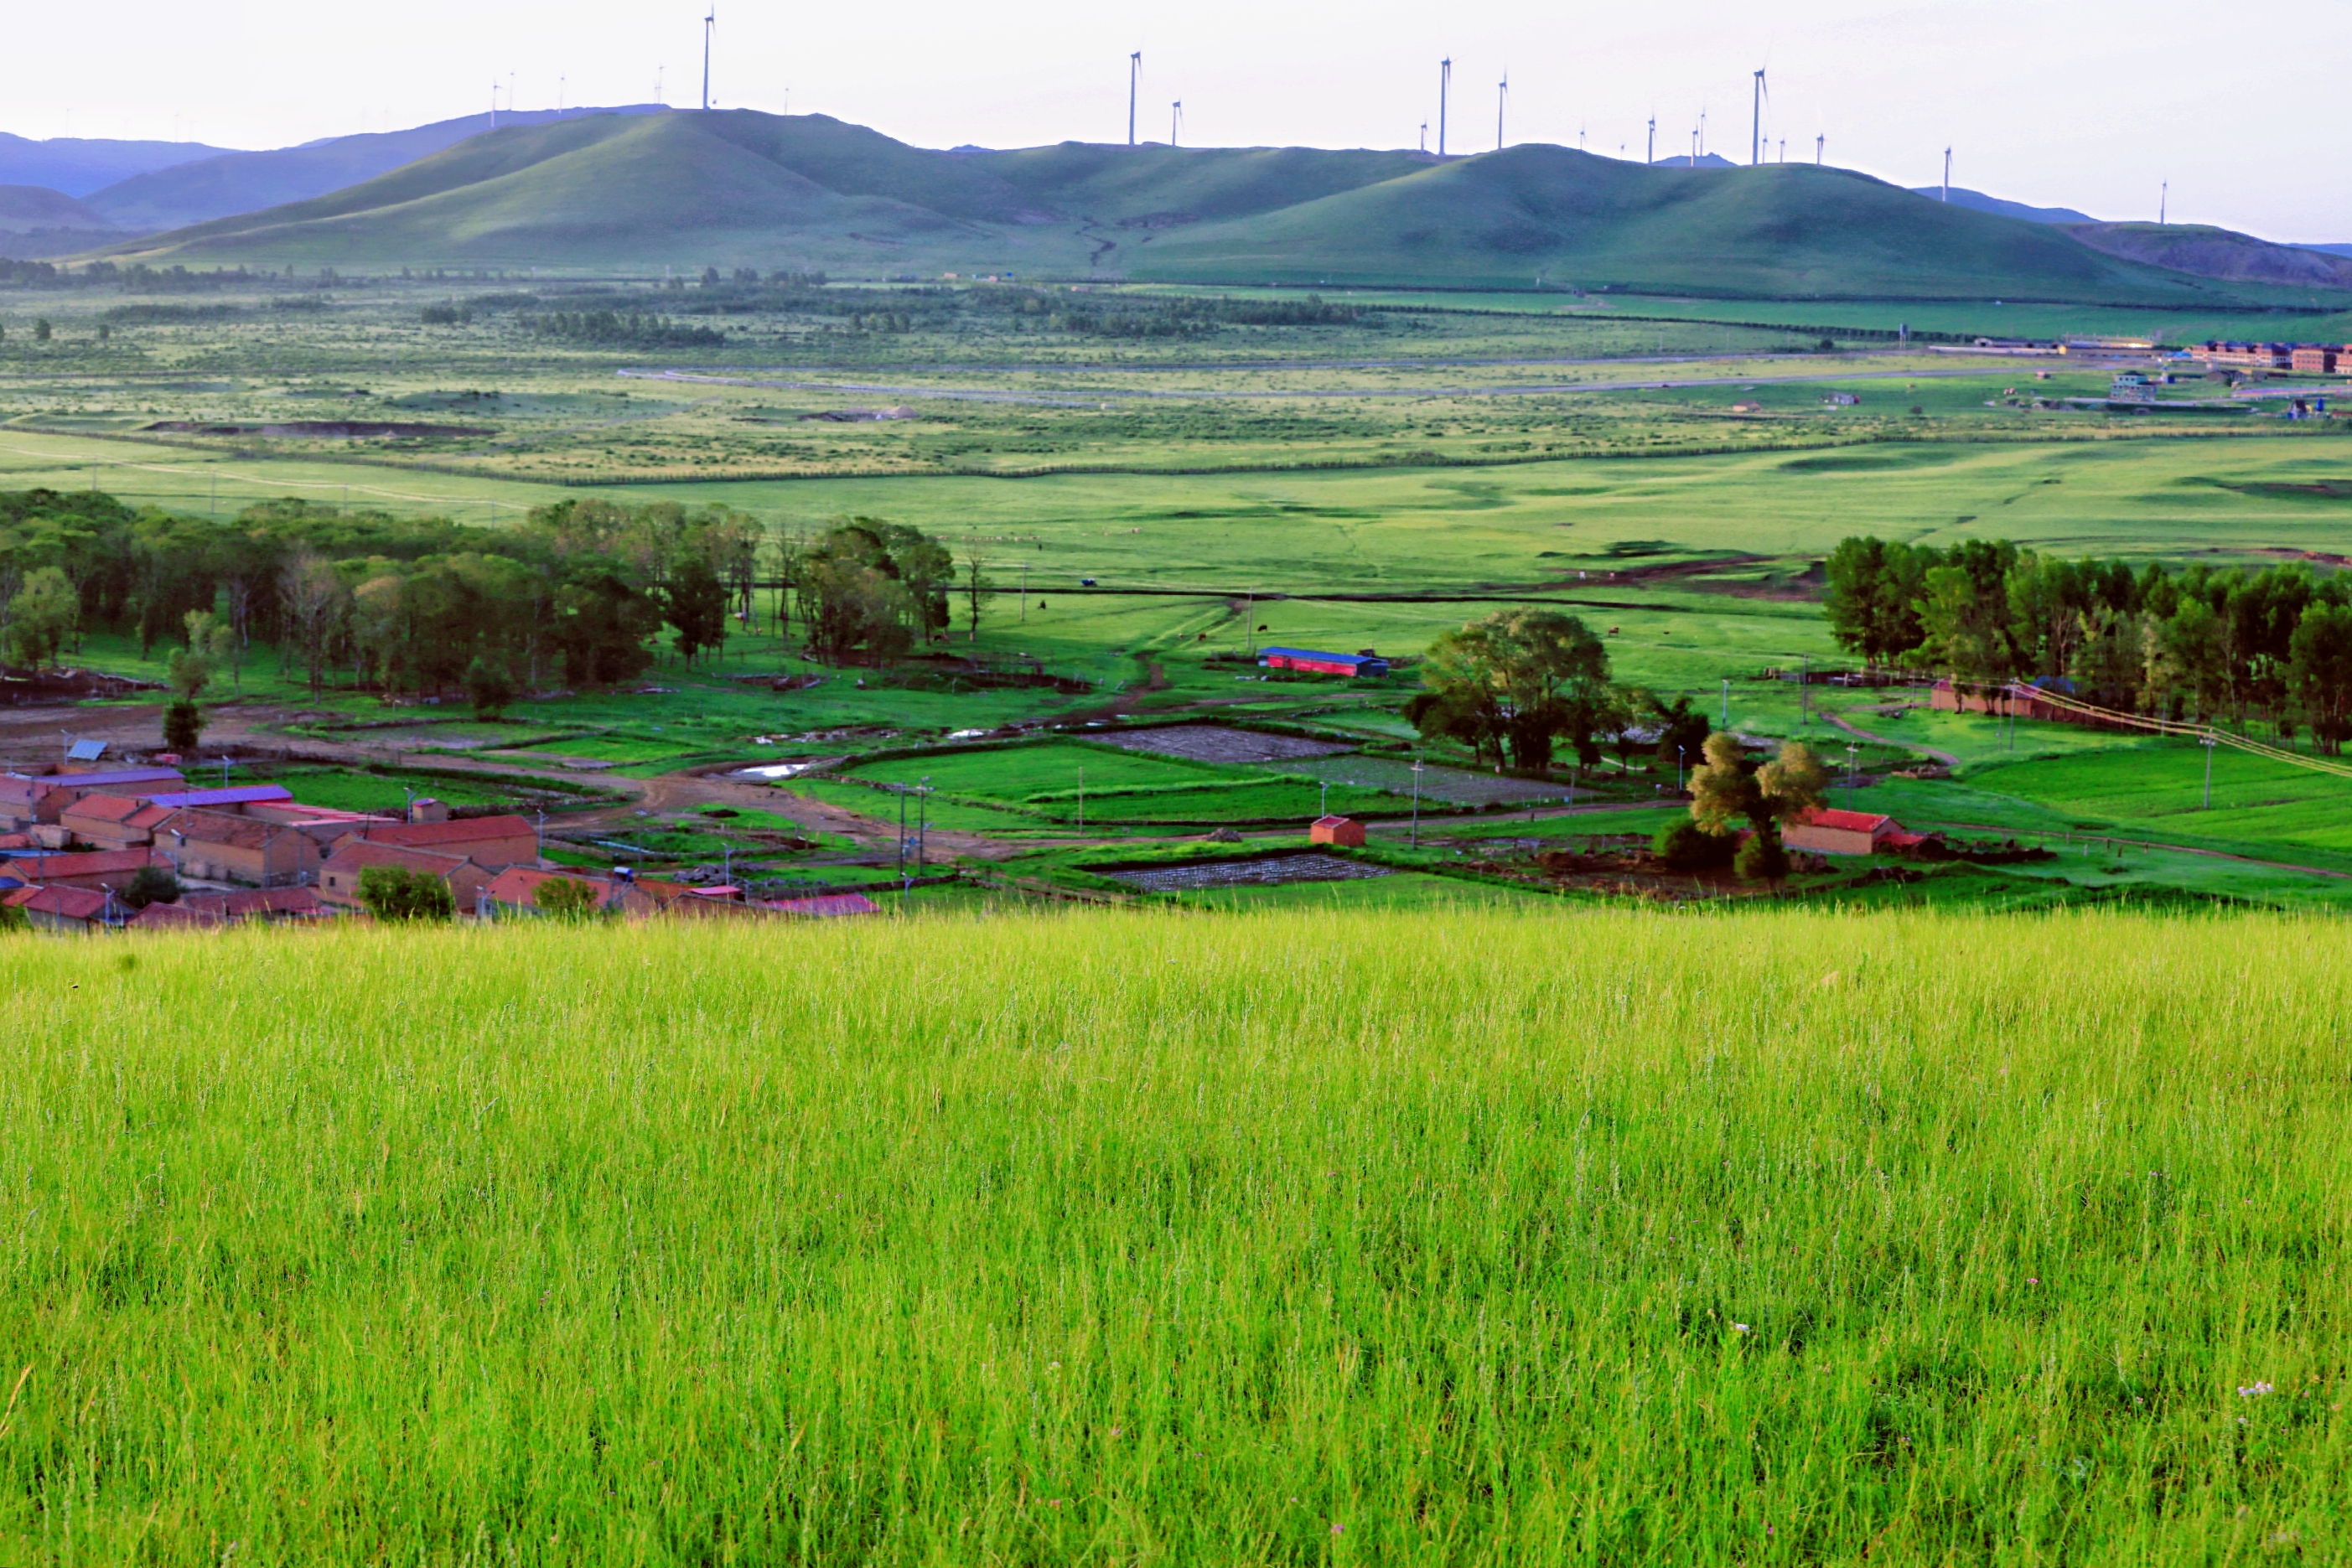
[5,908,2344,1560]
[95,109,2322,304]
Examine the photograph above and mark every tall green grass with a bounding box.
[3,909,2346,1563]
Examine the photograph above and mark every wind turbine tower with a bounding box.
[1816,133,1824,165]
[1750,68,1765,165]
[701,8,715,111]
[490,82,500,130]
[1438,59,1450,157]
[2160,180,2168,225]
[1171,101,1182,147]
[1942,147,1951,202]
[1129,52,1142,146]
[1646,116,1655,164]
[1496,73,1508,152]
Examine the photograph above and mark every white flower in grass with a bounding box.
[2237,1382,2274,1398]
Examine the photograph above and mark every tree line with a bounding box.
[1826,537,2352,749]
[0,489,975,714]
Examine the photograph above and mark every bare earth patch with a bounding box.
[1102,853,1394,892]
[1099,724,1354,765]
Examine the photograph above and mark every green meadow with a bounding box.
[5,909,2348,1564]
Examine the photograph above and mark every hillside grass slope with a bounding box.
[91,111,2330,304]
[3,908,2346,1563]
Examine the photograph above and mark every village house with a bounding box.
[318,841,493,913]
[57,793,176,851]
[1783,807,1930,856]
[334,813,541,870]
[1256,647,1392,679]
[0,768,183,831]
[481,866,688,919]
[155,807,328,887]
[1310,815,1368,847]
[3,883,119,933]
[1,846,168,891]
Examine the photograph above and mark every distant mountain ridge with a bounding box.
[85,110,2344,304]
[1908,186,2096,225]
[0,132,236,197]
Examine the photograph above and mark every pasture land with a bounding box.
[3,909,2346,1563]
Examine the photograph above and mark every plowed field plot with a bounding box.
[1103,853,1394,891]
[1100,725,1353,765]
[1273,753,1566,805]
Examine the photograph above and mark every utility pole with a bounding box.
[1244,591,1256,659]
[916,776,930,868]
[1077,767,1085,831]
[896,785,908,880]
[2203,732,2216,809]
[1409,755,1423,846]
[1019,562,1028,623]
[1722,677,1730,727]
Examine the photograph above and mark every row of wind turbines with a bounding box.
[1122,54,1838,171]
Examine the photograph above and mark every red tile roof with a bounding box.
[183,887,326,919]
[349,815,535,850]
[128,901,227,930]
[60,792,146,825]
[1797,808,1894,834]
[7,884,111,921]
[3,847,167,882]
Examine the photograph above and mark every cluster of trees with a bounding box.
[1,487,974,710]
[1651,735,1829,887]
[789,520,959,660]
[1826,536,2352,748]
[521,311,726,347]
[1406,609,1711,774]
[0,261,261,291]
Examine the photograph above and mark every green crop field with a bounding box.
[4,909,2347,1563]
[829,739,1409,825]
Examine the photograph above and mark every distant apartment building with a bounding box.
[2290,346,2340,374]
[2199,341,2294,369]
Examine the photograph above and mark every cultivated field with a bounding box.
[4,908,2346,1563]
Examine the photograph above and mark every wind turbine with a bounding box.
[655,66,665,106]
[1942,147,1951,201]
[1646,115,1655,165]
[2160,180,2168,225]
[1171,101,1183,147]
[490,81,500,130]
[1438,59,1450,157]
[1750,68,1766,165]
[702,8,715,111]
[1128,52,1142,146]
[1495,73,1508,152]
[1816,133,1824,165]
[1699,106,1707,158]
[558,75,566,112]
[1420,121,1428,153]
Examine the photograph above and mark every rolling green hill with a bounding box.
[1127,148,2270,302]
[96,109,2316,305]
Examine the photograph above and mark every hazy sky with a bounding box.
[13,1,2347,239]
